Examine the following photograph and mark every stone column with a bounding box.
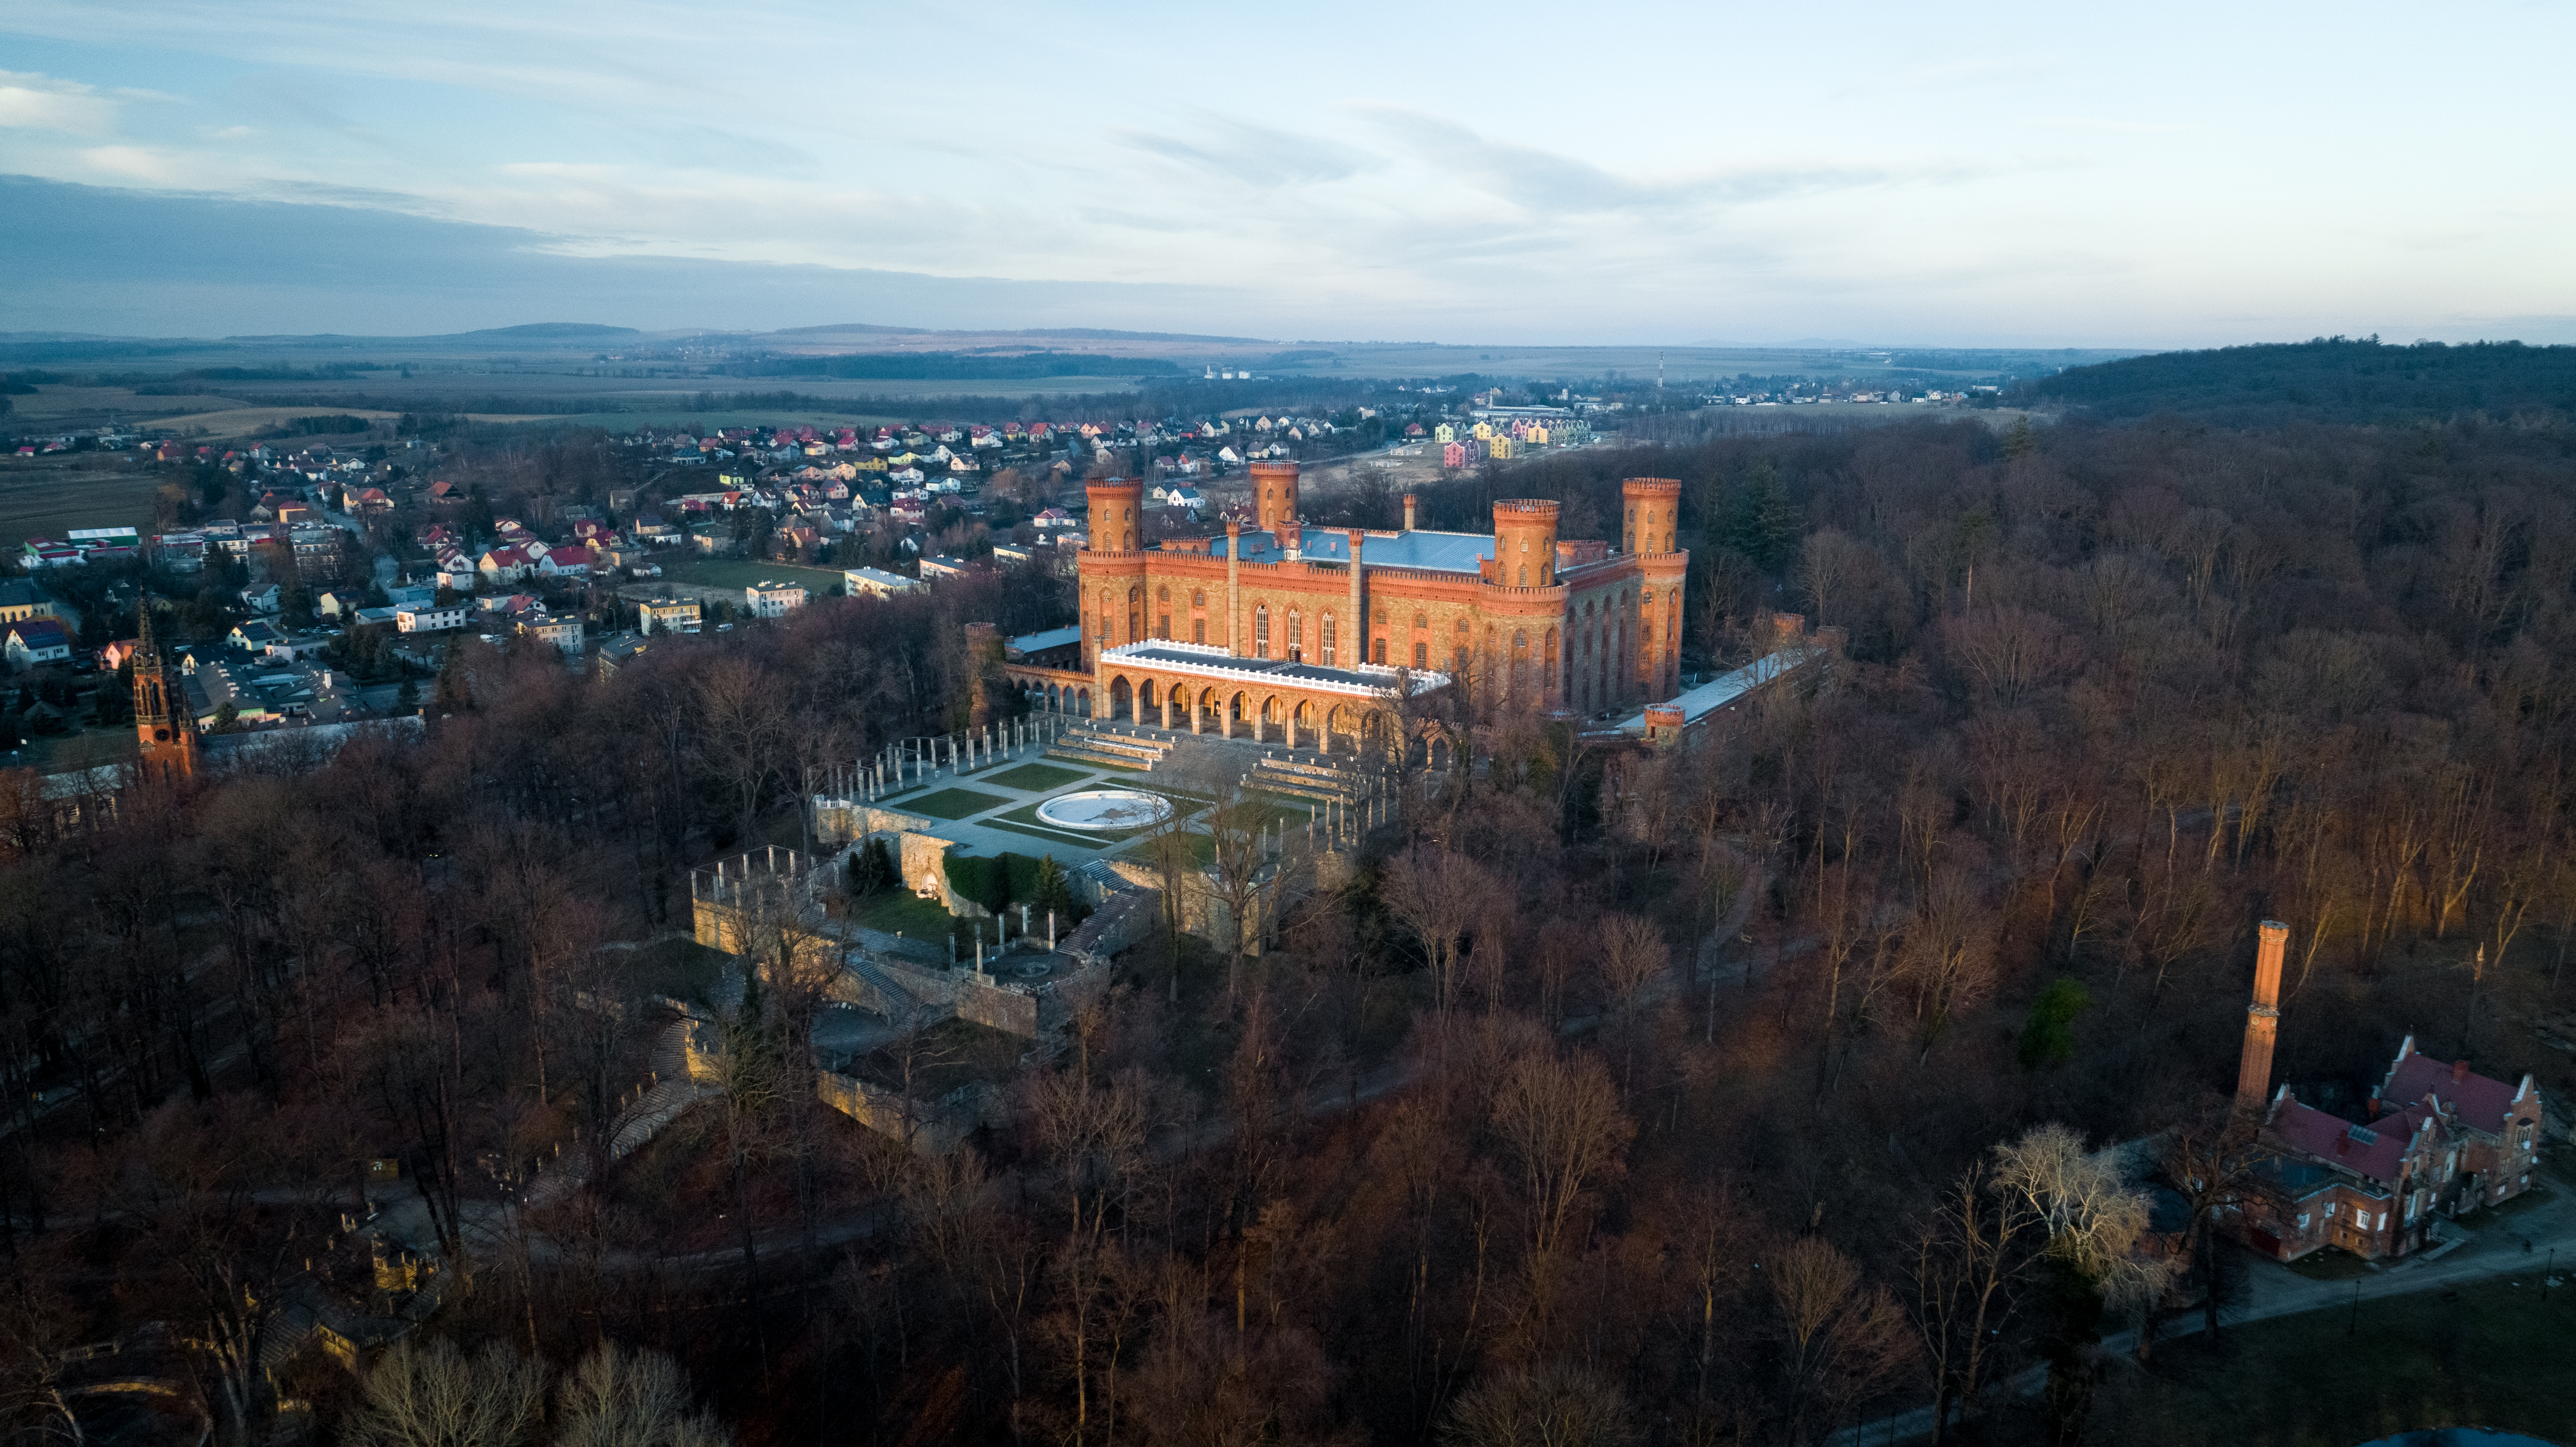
[1226,521,1243,658]
[1346,530,1365,669]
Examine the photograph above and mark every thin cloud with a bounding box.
[0,71,121,134]
[1116,117,1375,189]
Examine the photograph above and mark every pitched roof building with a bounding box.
[2220,922,2547,1261]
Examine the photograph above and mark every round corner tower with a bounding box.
[1080,477,1148,669]
[1490,499,1561,589]
[1250,460,1301,545]
[1622,477,1682,555]
[1085,477,1146,554]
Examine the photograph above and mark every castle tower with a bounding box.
[2235,920,2290,1113]
[132,604,197,785]
[1086,477,1145,554]
[1623,477,1682,554]
[1491,500,1560,589]
[1250,460,1300,549]
[1081,478,1148,671]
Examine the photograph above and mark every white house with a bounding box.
[744,581,808,618]
[395,604,469,634]
[843,567,920,598]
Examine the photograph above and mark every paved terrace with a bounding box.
[875,725,1352,865]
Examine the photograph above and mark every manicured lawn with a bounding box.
[887,787,1011,821]
[848,888,955,938]
[2093,1275,2576,1446]
[983,818,1115,851]
[982,761,1090,793]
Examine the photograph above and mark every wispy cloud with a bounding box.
[0,71,121,134]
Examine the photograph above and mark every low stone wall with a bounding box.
[1061,885,1162,969]
[955,977,1038,1037]
[814,1072,992,1155]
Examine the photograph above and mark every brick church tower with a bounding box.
[132,604,196,785]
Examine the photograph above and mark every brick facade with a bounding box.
[1066,469,1689,744]
[2221,1038,2547,1262]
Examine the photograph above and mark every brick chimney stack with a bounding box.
[2235,920,2289,1115]
[2454,1059,2471,1083]
[1402,493,1418,532]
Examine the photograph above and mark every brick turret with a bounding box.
[1623,477,1682,555]
[1251,460,1300,548]
[1085,477,1145,554]
[1490,500,1561,589]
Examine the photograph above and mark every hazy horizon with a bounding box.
[4,0,2572,346]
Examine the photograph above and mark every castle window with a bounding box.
[1194,617,1206,643]
[1193,590,1205,608]
[1287,608,1302,661]
[1322,613,1337,666]
[1254,605,1270,658]
[1413,612,1427,630]
[1455,617,1470,634]
[1414,641,1427,668]
[1518,567,1527,587]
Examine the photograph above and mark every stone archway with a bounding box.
[1109,675,1132,721]
[1077,687,1093,717]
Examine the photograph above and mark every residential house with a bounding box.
[843,567,920,598]
[0,581,55,624]
[917,555,971,581]
[743,581,808,618]
[385,584,436,609]
[637,598,702,635]
[395,605,469,634]
[479,543,543,584]
[240,584,282,615]
[228,619,287,652]
[518,617,584,654]
[538,547,593,579]
[3,619,72,666]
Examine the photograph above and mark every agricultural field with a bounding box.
[0,452,171,552]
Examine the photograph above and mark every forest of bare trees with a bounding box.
[4,391,2576,1447]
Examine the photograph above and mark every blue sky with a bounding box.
[3,0,2571,345]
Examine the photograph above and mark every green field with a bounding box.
[2092,1275,2576,1446]
[982,762,1090,792]
[0,457,169,553]
[657,557,850,593]
[891,787,1011,821]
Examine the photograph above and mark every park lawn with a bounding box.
[888,786,1011,821]
[0,456,170,553]
[658,557,850,594]
[848,888,955,939]
[982,818,1115,851]
[982,761,1090,793]
[2091,1275,2576,1447]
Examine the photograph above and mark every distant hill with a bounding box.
[2019,337,2576,424]
[457,322,641,339]
[727,351,1184,381]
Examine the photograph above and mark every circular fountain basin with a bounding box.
[1035,789,1173,831]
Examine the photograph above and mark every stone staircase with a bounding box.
[1248,753,1360,803]
[1047,726,1173,772]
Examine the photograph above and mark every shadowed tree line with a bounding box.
[0,398,2573,1447]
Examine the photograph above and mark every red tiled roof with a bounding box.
[2270,1097,2427,1187]
[2381,1046,2522,1131]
